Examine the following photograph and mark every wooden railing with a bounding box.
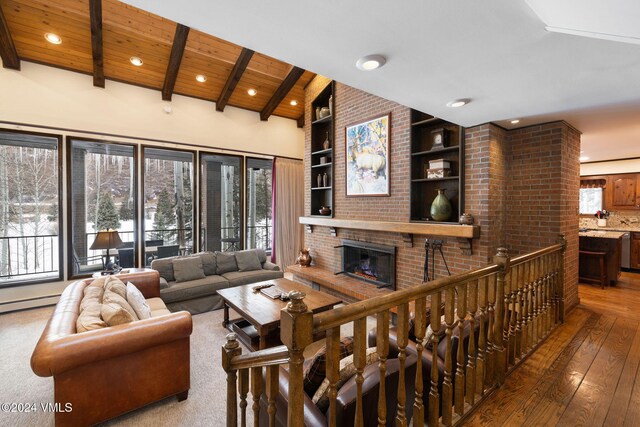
[222,236,567,426]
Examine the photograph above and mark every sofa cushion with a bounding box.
[303,336,354,397]
[101,290,139,326]
[235,250,262,272]
[221,269,284,288]
[147,297,172,317]
[80,286,104,312]
[216,252,238,274]
[255,248,267,264]
[173,257,206,283]
[312,347,380,411]
[195,252,217,276]
[76,300,107,332]
[160,275,229,304]
[151,257,176,282]
[104,276,128,299]
[126,282,151,319]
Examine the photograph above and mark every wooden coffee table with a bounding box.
[218,278,342,351]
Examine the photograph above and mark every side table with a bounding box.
[92,267,155,279]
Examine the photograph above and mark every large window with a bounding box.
[0,131,61,285]
[579,187,604,214]
[246,158,272,252]
[200,154,242,252]
[143,148,194,265]
[69,139,136,276]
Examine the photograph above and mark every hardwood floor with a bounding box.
[463,271,640,426]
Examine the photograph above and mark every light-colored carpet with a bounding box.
[0,304,368,426]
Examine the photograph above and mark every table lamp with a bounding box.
[90,229,124,271]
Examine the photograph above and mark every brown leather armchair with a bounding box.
[31,271,192,426]
[260,352,418,426]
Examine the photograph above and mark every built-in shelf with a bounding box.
[311,148,332,156]
[311,115,332,125]
[310,82,335,218]
[411,146,460,157]
[411,117,444,127]
[412,176,459,183]
[311,163,333,168]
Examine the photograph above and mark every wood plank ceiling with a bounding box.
[0,0,315,125]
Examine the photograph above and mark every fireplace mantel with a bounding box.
[299,216,480,254]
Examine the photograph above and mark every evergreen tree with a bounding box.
[95,193,120,230]
[118,194,134,221]
[153,189,176,242]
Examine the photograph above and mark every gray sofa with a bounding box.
[151,249,283,314]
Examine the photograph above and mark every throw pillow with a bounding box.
[303,336,354,397]
[196,252,217,276]
[235,250,262,272]
[80,286,104,312]
[101,302,137,326]
[172,256,206,282]
[216,252,238,274]
[126,282,151,319]
[312,347,380,411]
[76,300,107,332]
[102,289,139,321]
[151,258,175,282]
[104,276,127,299]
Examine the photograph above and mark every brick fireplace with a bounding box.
[292,76,580,309]
[337,239,396,290]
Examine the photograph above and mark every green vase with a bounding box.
[430,188,452,221]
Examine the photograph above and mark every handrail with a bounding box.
[228,345,289,371]
[510,242,563,265]
[313,263,501,332]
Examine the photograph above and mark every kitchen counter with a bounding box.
[579,234,622,286]
[579,230,627,239]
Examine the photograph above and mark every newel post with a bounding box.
[493,247,510,386]
[280,291,314,427]
[556,234,567,323]
[222,333,242,427]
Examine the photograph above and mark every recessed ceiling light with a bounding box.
[355,54,386,71]
[44,33,62,45]
[290,100,298,106]
[129,56,143,67]
[195,74,207,83]
[446,98,470,108]
[510,119,520,124]
[579,156,590,162]
[247,88,257,96]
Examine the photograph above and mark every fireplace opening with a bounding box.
[336,239,396,290]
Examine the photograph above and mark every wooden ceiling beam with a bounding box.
[0,4,20,70]
[260,66,305,121]
[297,114,305,128]
[89,0,104,87]
[216,47,254,112]
[162,23,190,101]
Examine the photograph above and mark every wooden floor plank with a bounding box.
[606,322,640,425]
[510,314,615,426]
[556,317,638,427]
[460,307,592,426]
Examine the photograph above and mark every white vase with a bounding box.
[597,219,607,227]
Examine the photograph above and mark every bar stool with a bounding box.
[578,250,607,289]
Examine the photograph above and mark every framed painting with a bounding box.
[345,113,390,196]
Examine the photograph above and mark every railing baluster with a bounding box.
[354,317,368,427]
[239,368,248,427]
[395,303,409,427]
[455,284,467,416]
[466,280,478,405]
[413,297,427,423]
[557,234,566,322]
[476,277,487,396]
[527,260,535,351]
[266,365,278,427]
[429,291,442,427]
[485,273,496,388]
[251,367,262,427]
[442,287,456,425]
[514,264,523,361]
[377,310,390,427]
[326,326,340,427]
[520,263,529,355]
[507,267,517,365]
[493,247,509,385]
[222,333,242,427]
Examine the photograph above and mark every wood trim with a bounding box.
[299,216,480,239]
[162,24,190,101]
[0,4,20,70]
[260,66,304,121]
[216,48,254,112]
[89,0,104,88]
[297,114,304,129]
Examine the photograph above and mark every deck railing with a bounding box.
[222,235,567,426]
[0,234,59,280]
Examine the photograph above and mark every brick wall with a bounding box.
[302,76,579,310]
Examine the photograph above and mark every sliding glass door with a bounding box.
[246,158,272,252]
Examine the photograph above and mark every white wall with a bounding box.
[0,62,303,312]
[0,62,303,159]
[581,158,640,176]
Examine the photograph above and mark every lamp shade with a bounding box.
[90,230,124,250]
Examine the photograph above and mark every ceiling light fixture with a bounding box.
[446,98,470,108]
[355,54,386,71]
[579,156,590,162]
[290,100,298,106]
[510,119,520,124]
[129,56,143,67]
[247,88,257,96]
[44,33,62,45]
[195,74,207,83]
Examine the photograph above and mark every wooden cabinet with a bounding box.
[610,174,640,210]
[309,82,334,217]
[409,109,464,222]
[632,232,640,269]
